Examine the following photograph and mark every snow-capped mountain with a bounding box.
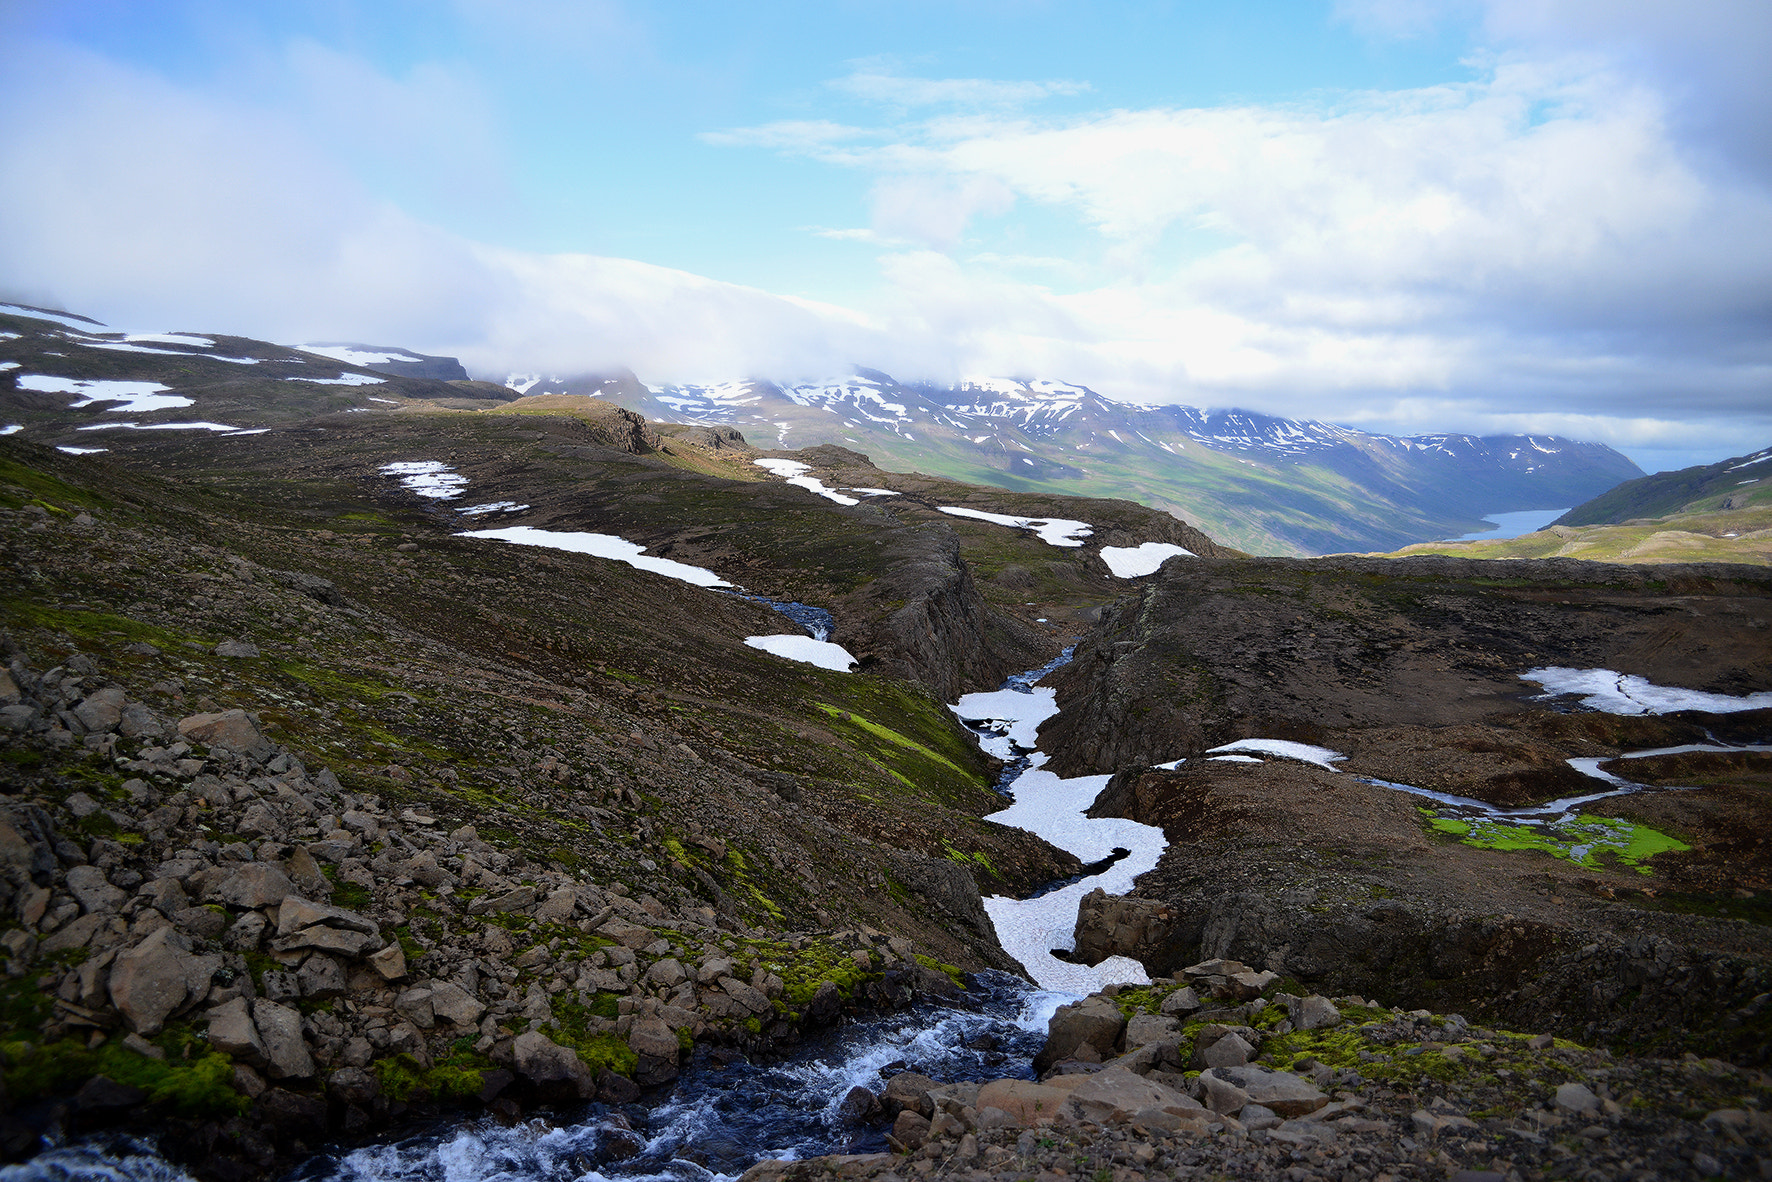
[499,368,1643,555]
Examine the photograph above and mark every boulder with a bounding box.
[1071,889,1175,966]
[975,1079,1075,1127]
[1034,996,1126,1071]
[512,1030,597,1099]
[1554,1082,1601,1115]
[367,944,408,981]
[205,997,267,1065]
[644,958,688,989]
[428,980,486,1026]
[1124,1013,1181,1048]
[297,955,347,1000]
[628,1017,681,1086]
[252,1000,316,1079]
[1063,1066,1199,1125]
[890,1110,930,1150]
[214,864,299,909]
[1160,986,1201,1016]
[108,927,191,1035]
[1201,1032,1254,1068]
[835,1085,881,1123]
[72,688,127,734]
[1292,995,1341,1031]
[534,888,577,923]
[177,709,275,761]
[881,1071,939,1118]
[275,897,377,937]
[1198,1066,1328,1118]
[66,865,127,915]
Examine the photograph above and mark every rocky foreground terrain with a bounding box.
[753,963,1772,1182]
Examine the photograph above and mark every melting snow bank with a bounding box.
[1207,739,1345,770]
[457,526,731,588]
[752,458,860,506]
[744,634,859,671]
[380,461,468,500]
[1099,542,1194,577]
[937,506,1092,548]
[952,658,1162,993]
[981,757,1166,994]
[17,374,193,413]
[1523,667,1772,715]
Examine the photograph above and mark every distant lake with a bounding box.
[1445,508,1570,542]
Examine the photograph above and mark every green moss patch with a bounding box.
[1421,807,1689,873]
[2,1033,247,1117]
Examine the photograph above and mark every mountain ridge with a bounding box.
[503,367,1642,556]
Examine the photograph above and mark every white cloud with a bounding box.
[831,65,1090,112]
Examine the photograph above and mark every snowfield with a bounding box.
[937,506,1093,547]
[1100,542,1194,577]
[743,635,858,672]
[752,458,860,506]
[458,526,731,588]
[1523,668,1772,715]
[380,461,469,500]
[18,375,193,413]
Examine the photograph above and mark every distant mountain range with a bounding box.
[503,368,1643,555]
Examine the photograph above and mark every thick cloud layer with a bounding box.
[1,6,1767,466]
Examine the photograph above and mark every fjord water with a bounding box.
[1444,508,1569,541]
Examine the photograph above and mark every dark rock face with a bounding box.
[851,528,1048,701]
[1041,554,1772,776]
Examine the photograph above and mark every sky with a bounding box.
[1,1,1768,473]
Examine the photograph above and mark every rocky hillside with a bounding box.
[0,326,1225,1177]
[1032,553,1772,1060]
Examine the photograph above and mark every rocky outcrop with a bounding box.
[748,967,1772,1182]
[1040,554,1772,776]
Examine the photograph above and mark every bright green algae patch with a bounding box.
[1420,807,1689,872]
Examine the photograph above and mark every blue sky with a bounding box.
[2,1,1769,472]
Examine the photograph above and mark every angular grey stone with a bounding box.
[205,996,267,1065]
[224,911,267,952]
[466,886,536,916]
[253,999,315,1079]
[176,709,275,760]
[1292,995,1341,1031]
[628,1016,680,1086]
[1160,988,1201,1018]
[367,943,407,981]
[73,688,128,734]
[395,986,436,1029]
[1202,1032,1254,1068]
[272,925,380,957]
[1063,1066,1196,1125]
[718,976,772,1015]
[66,865,128,915]
[428,980,486,1026]
[213,863,299,908]
[1035,996,1125,1071]
[644,958,687,988]
[1125,1013,1182,1048]
[172,906,229,940]
[534,887,577,923]
[1200,1065,1328,1118]
[107,927,192,1035]
[213,640,260,659]
[275,897,377,938]
[298,955,347,1000]
[1554,1082,1601,1115]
